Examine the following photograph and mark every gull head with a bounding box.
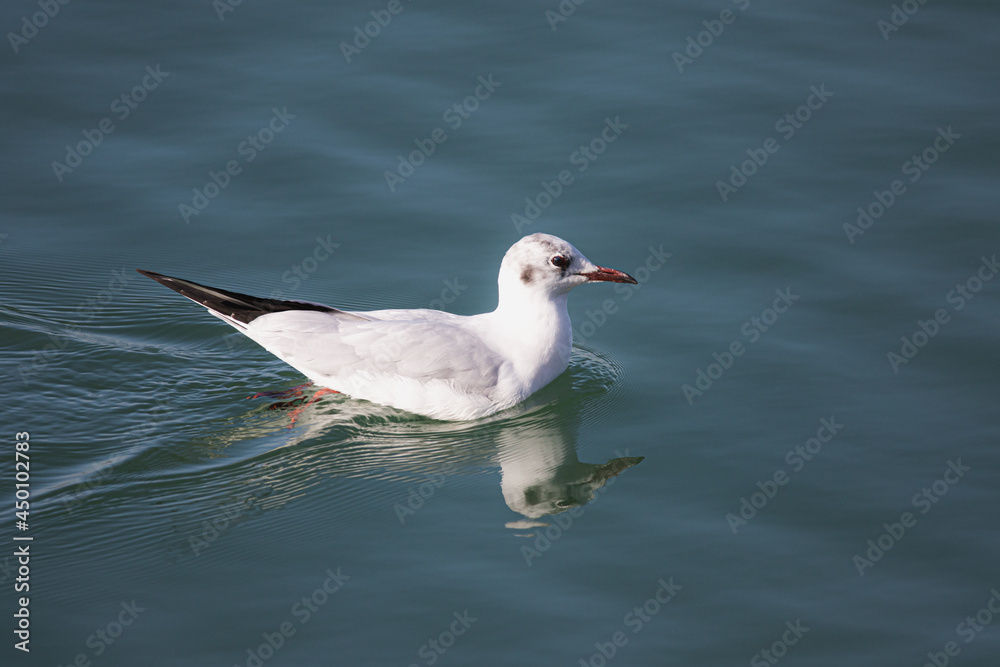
[498,233,637,299]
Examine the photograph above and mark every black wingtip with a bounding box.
[137,269,346,325]
[137,268,162,281]
[137,269,169,281]
[137,269,185,294]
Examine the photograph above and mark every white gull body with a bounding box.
[139,233,636,421]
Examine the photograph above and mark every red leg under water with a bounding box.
[286,388,340,427]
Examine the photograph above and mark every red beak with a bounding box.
[580,266,638,284]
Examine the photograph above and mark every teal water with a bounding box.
[3,1,1000,665]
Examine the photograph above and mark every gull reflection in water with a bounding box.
[494,412,643,529]
[265,379,643,530]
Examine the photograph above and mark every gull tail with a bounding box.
[136,269,354,330]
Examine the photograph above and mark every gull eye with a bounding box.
[550,255,570,269]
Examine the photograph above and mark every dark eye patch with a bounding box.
[550,255,570,269]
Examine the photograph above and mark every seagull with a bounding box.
[138,233,636,421]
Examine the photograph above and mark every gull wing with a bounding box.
[244,310,503,398]
[138,269,508,418]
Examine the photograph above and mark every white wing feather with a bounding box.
[241,310,512,420]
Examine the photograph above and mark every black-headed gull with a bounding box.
[138,233,636,420]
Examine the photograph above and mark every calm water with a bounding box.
[2,0,999,665]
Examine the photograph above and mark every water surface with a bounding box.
[2,1,999,665]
